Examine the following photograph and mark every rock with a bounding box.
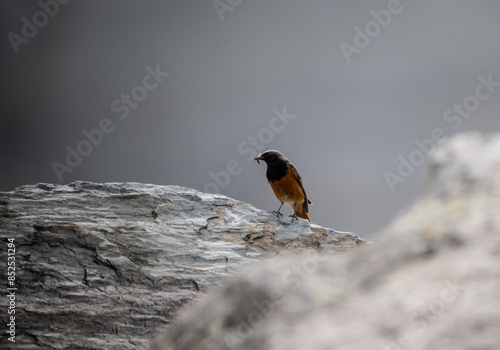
[0,182,363,349]
[154,132,500,350]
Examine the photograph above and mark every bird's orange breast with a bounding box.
[268,169,305,205]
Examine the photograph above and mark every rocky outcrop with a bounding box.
[0,182,363,349]
[154,132,500,350]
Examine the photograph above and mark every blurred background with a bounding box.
[1,0,499,238]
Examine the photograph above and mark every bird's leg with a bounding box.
[289,203,299,222]
[273,203,284,217]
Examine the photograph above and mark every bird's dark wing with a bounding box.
[288,162,310,213]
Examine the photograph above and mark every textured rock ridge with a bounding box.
[0,182,362,350]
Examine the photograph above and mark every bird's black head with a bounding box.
[254,150,288,166]
[255,150,290,182]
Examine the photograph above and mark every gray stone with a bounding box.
[0,181,363,349]
[154,132,500,350]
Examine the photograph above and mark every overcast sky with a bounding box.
[2,0,500,237]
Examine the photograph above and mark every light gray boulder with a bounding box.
[154,132,500,350]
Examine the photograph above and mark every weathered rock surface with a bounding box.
[154,132,500,350]
[0,181,362,349]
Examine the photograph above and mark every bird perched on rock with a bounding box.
[254,150,312,221]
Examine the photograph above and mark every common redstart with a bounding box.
[255,150,312,222]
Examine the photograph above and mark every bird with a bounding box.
[254,150,312,222]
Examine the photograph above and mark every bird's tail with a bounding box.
[294,202,311,221]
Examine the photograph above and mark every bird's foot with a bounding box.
[272,210,283,217]
[289,214,298,223]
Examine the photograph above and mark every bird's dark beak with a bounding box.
[254,153,263,164]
